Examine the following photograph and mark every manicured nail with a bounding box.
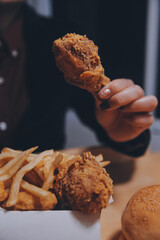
[98,87,111,99]
[100,100,110,110]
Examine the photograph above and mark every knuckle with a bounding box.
[111,81,120,92]
[112,94,122,106]
[133,114,154,126]
[111,78,134,91]
[142,115,154,126]
[148,96,158,111]
[152,96,158,107]
[147,115,154,125]
[150,103,157,111]
[134,85,144,97]
[127,79,134,85]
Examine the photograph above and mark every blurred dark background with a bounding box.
[27,0,160,150]
[52,0,147,87]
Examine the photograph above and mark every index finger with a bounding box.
[98,78,134,100]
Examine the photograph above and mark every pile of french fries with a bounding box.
[0,146,110,211]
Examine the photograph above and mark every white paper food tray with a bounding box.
[0,196,113,240]
[0,209,100,240]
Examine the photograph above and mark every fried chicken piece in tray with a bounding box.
[52,33,110,94]
[0,181,8,202]
[2,191,57,211]
[53,152,113,214]
[14,191,36,210]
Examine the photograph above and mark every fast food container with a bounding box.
[0,209,100,240]
[0,146,115,240]
[0,196,113,240]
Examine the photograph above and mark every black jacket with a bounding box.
[11,4,150,157]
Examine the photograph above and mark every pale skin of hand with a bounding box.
[95,79,158,142]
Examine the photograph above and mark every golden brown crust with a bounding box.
[52,33,110,94]
[53,152,113,213]
[14,192,37,210]
[0,181,8,202]
[121,185,160,240]
[12,191,57,211]
[40,192,57,210]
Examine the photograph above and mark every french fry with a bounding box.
[0,153,14,161]
[59,153,75,165]
[42,152,63,190]
[53,152,63,169]
[6,149,52,207]
[21,180,51,198]
[100,161,110,168]
[0,154,16,168]
[1,148,38,161]
[0,152,34,167]
[0,146,38,179]
[0,147,64,209]
[1,147,21,154]
[95,154,103,162]
[43,160,53,178]
[43,153,56,178]
[42,175,54,191]
[0,159,9,168]
[36,150,54,168]
[0,153,29,181]
[34,167,45,181]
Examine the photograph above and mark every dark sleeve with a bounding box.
[69,86,150,157]
[97,127,150,157]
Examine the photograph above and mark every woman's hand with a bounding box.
[95,79,158,142]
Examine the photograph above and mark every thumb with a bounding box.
[92,93,102,109]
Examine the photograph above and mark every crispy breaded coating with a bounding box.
[40,192,57,210]
[53,152,113,213]
[14,191,37,210]
[0,181,8,202]
[53,33,110,94]
[14,191,57,211]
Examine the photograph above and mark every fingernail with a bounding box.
[98,87,111,99]
[100,100,110,110]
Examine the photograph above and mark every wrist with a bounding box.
[106,129,150,157]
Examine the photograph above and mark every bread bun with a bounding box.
[121,185,160,240]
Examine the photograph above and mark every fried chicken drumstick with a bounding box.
[52,33,110,94]
[53,152,113,213]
